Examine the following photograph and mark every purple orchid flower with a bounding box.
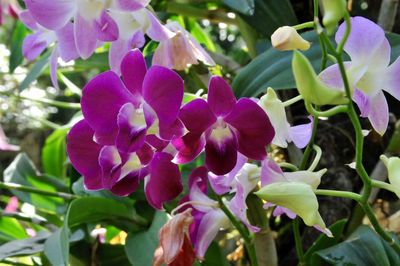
[67,49,185,209]
[319,16,400,135]
[19,10,79,88]
[152,21,215,70]
[173,77,275,175]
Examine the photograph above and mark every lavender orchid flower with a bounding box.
[67,49,184,209]
[173,77,275,175]
[257,159,332,236]
[152,21,215,70]
[320,16,400,135]
[20,10,79,88]
[259,88,313,148]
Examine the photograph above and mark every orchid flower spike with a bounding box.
[292,50,347,106]
[380,155,400,198]
[153,21,215,70]
[259,87,313,148]
[320,17,400,135]
[271,26,310,51]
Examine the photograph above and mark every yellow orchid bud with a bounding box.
[321,0,347,35]
[255,182,329,231]
[292,51,347,105]
[271,26,311,51]
[380,155,400,198]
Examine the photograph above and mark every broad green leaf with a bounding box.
[19,50,51,91]
[204,241,230,266]
[3,153,67,212]
[239,0,297,37]
[125,211,168,266]
[44,227,69,266]
[304,219,347,265]
[233,32,400,98]
[223,0,255,15]
[9,21,27,73]
[314,225,399,265]
[0,217,27,241]
[0,231,51,260]
[41,128,68,178]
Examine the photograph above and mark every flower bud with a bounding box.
[321,0,347,35]
[380,155,400,198]
[292,51,347,105]
[255,182,329,231]
[271,26,310,51]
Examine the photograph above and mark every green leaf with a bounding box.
[232,31,320,97]
[3,153,68,212]
[19,50,51,91]
[233,32,400,98]
[314,225,399,266]
[0,231,51,260]
[0,217,28,241]
[9,21,27,73]
[44,227,69,266]
[188,19,216,52]
[96,244,131,266]
[223,0,255,15]
[203,241,230,266]
[125,211,168,266]
[239,0,297,37]
[41,128,68,178]
[304,219,347,265]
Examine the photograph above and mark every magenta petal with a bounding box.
[179,99,217,133]
[225,98,274,160]
[74,14,97,59]
[116,103,147,153]
[67,120,102,190]
[261,159,286,186]
[110,170,141,196]
[99,146,122,190]
[95,10,119,42]
[24,0,75,30]
[205,128,238,175]
[172,132,206,164]
[142,66,184,125]
[189,166,209,192]
[207,76,237,117]
[158,118,185,140]
[137,143,154,165]
[145,152,183,209]
[229,184,260,232]
[81,71,135,145]
[289,117,313,149]
[121,49,147,96]
[55,22,79,62]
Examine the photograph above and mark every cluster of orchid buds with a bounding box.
[8,0,400,264]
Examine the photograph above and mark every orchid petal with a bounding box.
[189,182,217,213]
[208,76,236,117]
[289,117,313,149]
[383,56,400,101]
[120,49,147,96]
[261,159,286,186]
[22,31,53,61]
[145,152,183,209]
[179,99,216,133]
[49,48,59,89]
[19,10,39,30]
[353,89,371,117]
[24,0,75,30]
[74,14,97,59]
[225,98,274,160]
[95,10,119,42]
[145,10,175,41]
[81,71,135,145]
[172,132,206,164]
[114,0,151,11]
[142,66,184,125]
[67,120,102,190]
[368,90,389,135]
[55,22,79,62]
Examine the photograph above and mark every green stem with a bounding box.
[315,189,362,201]
[371,180,395,193]
[293,21,315,31]
[18,95,81,109]
[278,162,299,172]
[0,210,48,226]
[308,145,322,171]
[216,196,258,266]
[283,95,303,107]
[305,102,348,117]
[293,217,305,265]
[0,181,79,200]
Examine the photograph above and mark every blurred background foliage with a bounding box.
[0,0,399,265]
